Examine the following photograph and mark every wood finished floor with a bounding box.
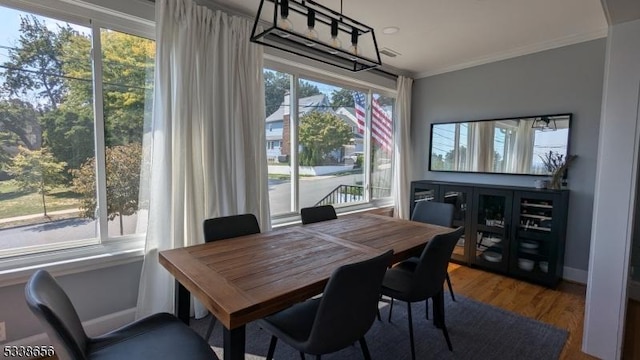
[446,263,597,360]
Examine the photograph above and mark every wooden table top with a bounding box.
[159,213,452,329]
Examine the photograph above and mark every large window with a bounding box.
[0,3,153,257]
[264,68,395,218]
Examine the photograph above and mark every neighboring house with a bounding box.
[265,93,362,163]
[334,106,363,161]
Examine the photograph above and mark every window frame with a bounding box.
[0,0,396,279]
[0,0,154,275]
[264,58,397,224]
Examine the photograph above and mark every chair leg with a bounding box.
[299,351,306,360]
[446,272,456,302]
[441,322,453,352]
[425,298,429,320]
[388,297,394,322]
[267,335,278,360]
[315,355,321,360]
[407,302,416,360]
[433,290,453,351]
[359,338,372,360]
[204,316,216,341]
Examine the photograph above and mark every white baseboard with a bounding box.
[8,307,136,347]
[563,266,588,284]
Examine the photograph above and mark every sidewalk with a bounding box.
[0,208,80,224]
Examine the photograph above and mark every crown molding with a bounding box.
[414,27,609,79]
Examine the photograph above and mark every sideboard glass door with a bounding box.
[441,185,472,263]
[472,188,513,272]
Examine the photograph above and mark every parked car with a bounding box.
[343,151,364,163]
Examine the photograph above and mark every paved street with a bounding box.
[0,174,363,250]
[268,173,363,215]
[0,214,140,251]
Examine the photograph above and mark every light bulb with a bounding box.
[328,37,342,54]
[349,44,358,60]
[349,28,359,60]
[277,0,293,38]
[329,19,341,54]
[304,9,318,47]
[277,17,293,38]
[305,27,319,47]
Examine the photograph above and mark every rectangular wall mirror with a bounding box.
[429,114,571,176]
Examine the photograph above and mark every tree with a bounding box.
[431,153,445,170]
[444,146,466,170]
[41,109,94,171]
[61,28,154,147]
[6,146,67,216]
[0,99,42,150]
[298,111,352,166]
[1,16,154,169]
[96,31,154,146]
[71,143,142,235]
[263,70,321,116]
[1,15,78,111]
[330,88,355,109]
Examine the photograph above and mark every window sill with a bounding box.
[272,199,394,228]
[0,202,395,287]
[0,237,145,287]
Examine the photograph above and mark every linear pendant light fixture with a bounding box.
[531,116,557,131]
[250,0,382,72]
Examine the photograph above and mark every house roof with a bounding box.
[266,94,331,123]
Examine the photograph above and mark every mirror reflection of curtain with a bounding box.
[466,121,495,172]
[505,120,534,173]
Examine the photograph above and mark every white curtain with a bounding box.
[505,120,534,173]
[392,76,413,219]
[466,121,495,172]
[136,0,270,320]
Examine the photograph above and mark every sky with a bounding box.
[0,5,91,79]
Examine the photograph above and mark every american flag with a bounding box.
[353,93,393,151]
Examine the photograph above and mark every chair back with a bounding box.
[411,201,454,228]
[411,227,465,300]
[300,205,337,225]
[25,270,88,360]
[203,213,260,242]
[305,250,393,354]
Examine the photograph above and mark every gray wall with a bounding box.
[0,261,142,342]
[411,39,607,272]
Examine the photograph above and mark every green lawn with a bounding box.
[0,180,81,219]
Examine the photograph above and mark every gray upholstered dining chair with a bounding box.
[398,200,457,303]
[25,269,216,360]
[202,213,260,340]
[258,250,394,360]
[382,226,464,360]
[300,205,337,225]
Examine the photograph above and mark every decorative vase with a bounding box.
[549,173,562,190]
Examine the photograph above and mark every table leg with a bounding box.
[175,280,190,324]
[433,288,445,329]
[223,325,246,360]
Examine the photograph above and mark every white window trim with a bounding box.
[264,59,397,222]
[0,237,145,287]
[0,0,395,278]
[1,0,154,39]
[0,0,153,279]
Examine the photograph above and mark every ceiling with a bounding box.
[218,0,624,78]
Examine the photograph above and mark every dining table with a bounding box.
[159,212,454,360]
